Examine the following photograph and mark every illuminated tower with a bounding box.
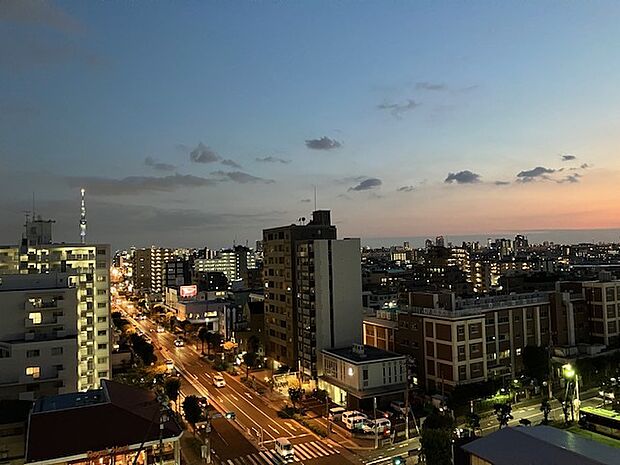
[80,188,87,244]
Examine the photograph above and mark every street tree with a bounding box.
[420,410,454,465]
[206,332,223,356]
[288,387,304,411]
[493,403,513,428]
[164,377,181,411]
[243,351,259,379]
[540,399,552,424]
[129,333,156,365]
[197,327,208,355]
[465,412,481,434]
[522,346,549,384]
[182,395,203,429]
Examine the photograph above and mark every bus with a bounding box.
[579,406,620,439]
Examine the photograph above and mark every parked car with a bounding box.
[156,326,165,333]
[344,414,367,431]
[165,360,174,372]
[342,410,367,423]
[390,400,410,416]
[213,375,226,388]
[328,407,346,421]
[174,338,184,347]
[362,418,392,434]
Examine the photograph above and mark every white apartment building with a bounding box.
[0,273,78,400]
[0,243,111,392]
[194,246,256,282]
[297,238,363,380]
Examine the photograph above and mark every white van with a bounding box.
[275,438,294,462]
[328,407,346,421]
[344,414,367,431]
[362,418,392,434]
[341,410,367,424]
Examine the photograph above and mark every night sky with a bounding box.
[2,1,620,250]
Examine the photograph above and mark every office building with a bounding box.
[262,211,337,369]
[297,238,362,380]
[193,246,256,283]
[0,273,78,400]
[396,291,552,392]
[582,278,620,346]
[0,233,111,392]
[164,258,191,288]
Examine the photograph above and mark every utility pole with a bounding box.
[326,395,331,435]
[405,384,410,440]
[374,397,378,449]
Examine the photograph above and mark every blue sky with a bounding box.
[2,1,620,249]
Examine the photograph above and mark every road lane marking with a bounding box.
[268,424,280,434]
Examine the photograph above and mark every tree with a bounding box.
[540,399,551,424]
[420,411,454,465]
[197,327,208,355]
[288,387,304,411]
[494,403,513,428]
[248,334,261,354]
[206,332,223,356]
[182,395,203,429]
[420,428,453,465]
[465,412,481,434]
[169,315,177,331]
[164,377,181,411]
[243,351,259,379]
[522,346,549,383]
[129,333,156,365]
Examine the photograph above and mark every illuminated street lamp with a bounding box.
[563,364,575,379]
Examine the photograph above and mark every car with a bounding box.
[362,418,392,434]
[165,360,174,372]
[197,396,209,409]
[174,338,184,347]
[342,410,367,423]
[213,375,226,388]
[390,400,410,416]
[328,407,346,421]
[274,438,294,462]
[156,326,165,333]
[344,414,367,431]
[138,314,147,320]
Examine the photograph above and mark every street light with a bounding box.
[563,364,575,379]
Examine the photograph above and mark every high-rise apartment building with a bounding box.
[0,273,78,400]
[193,246,256,283]
[263,211,337,369]
[582,278,620,346]
[131,247,173,294]
[0,240,110,392]
[297,238,362,380]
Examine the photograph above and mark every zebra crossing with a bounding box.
[222,440,340,465]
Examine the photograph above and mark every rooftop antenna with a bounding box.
[32,192,36,220]
[80,188,87,244]
[314,185,317,211]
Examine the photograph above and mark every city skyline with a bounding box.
[3,1,620,249]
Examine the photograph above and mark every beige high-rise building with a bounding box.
[262,211,337,369]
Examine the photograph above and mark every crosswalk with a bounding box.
[222,440,340,464]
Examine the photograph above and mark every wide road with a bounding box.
[116,301,358,465]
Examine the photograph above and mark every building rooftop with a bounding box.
[26,380,182,463]
[323,344,404,364]
[462,425,619,465]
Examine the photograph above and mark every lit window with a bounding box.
[26,366,40,378]
[347,367,354,376]
[516,348,522,356]
[29,312,42,324]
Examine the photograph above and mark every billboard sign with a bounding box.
[180,285,197,298]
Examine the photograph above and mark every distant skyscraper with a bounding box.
[435,236,445,247]
[79,188,87,244]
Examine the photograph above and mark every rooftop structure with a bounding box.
[462,425,618,465]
